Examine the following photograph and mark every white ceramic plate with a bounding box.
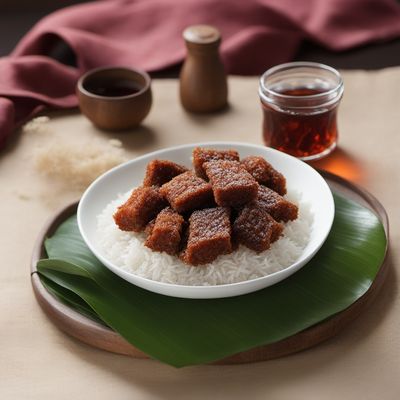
[77,142,334,299]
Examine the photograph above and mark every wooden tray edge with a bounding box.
[30,171,390,365]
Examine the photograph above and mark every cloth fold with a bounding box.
[1,0,400,148]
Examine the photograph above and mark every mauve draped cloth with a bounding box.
[1,0,400,148]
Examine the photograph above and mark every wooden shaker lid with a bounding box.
[183,25,221,46]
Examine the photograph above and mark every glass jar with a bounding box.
[259,62,344,161]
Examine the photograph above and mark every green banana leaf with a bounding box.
[40,275,106,325]
[37,194,387,367]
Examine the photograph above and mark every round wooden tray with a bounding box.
[31,171,389,365]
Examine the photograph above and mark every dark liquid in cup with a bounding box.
[262,87,338,159]
[84,79,141,97]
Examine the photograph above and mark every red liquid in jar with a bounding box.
[262,87,338,159]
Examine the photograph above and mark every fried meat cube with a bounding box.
[144,207,185,255]
[192,147,240,179]
[233,206,283,253]
[145,219,156,236]
[159,171,214,213]
[143,159,188,187]
[203,160,258,207]
[241,156,286,195]
[113,186,167,232]
[181,207,232,265]
[255,186,298,222]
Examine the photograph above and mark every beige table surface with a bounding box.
[1,70,399,400]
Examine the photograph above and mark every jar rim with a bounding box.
[259,61,344,109]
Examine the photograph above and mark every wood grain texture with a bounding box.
[77,67,152,131]
[180,25,228,113]
[30,171,389,365]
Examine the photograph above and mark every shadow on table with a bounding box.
[181,102,234,126]
[97,124,159,153]
[309,147,365,184]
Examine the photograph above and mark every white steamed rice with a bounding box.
[96,189,313,286]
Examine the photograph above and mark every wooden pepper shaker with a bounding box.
[180,25,228,113]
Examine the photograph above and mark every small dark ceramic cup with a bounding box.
[77,66,152,130]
